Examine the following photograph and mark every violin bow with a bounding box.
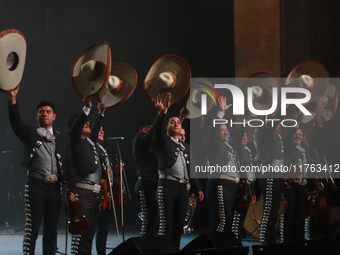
[248,182,261,234]
[106,157,120,237]
[115,140,128,241]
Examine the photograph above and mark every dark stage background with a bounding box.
[1,0,340,234]
[0,0,234,230]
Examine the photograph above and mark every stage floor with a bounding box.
[0,227,260,255]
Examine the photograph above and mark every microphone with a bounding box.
[1,150,13,154]
[107,137,125,140]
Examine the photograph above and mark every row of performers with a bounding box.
[6,86,332,255]
[132,93,333,247]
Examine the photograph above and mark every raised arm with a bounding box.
[8,86,30,142]
[69,96,93,139]
[89,102,105,143]
[152,93,171,147]
[204,96,231,151]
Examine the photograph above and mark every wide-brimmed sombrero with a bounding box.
[242,72,279,117]
[184,77,216,119]
[97,63,137,108]
[319,84,338,122]
[0,29,26,92]
[143,54,191,105]
[285,61,329,104]
[71,41,111,97]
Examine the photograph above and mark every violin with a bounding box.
[302,181,325,219]
[64,182,88,235]
[237,180,249,213]
[113,154,127,207]
[305,149,331,220]
[99,154,120,236]
[100,155,112,211]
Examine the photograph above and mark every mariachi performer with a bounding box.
[281,102,324,243]
[3,29,75,255]
[95,126,119,255]
[68,95,105,255]
[241,72,284,244]
[282,61,335,241]
[203,96,241,235]
[231,125,256,240]
[9,87,76,255]
[152,93,203,249]
[143,55,204,249]
[70,40,137,254]
[132,117,159,237]
[281,124,317,242]
[69,41,111,255]
[256,108,289,244]
[97,59,138,245]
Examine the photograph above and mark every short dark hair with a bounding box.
[167,114,181,124]
[297,125,306,135]
[36,101,56,113]
[139,118,153,132]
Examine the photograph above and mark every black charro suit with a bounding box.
[69,109,104,255]
[257,113,285,244]
[232,126,252,173]
[153,112,202,250]
[70,110,104,177]
[132,119,159,237]
[282,127,316,242]
[132,128,158,180]
[232,126,256,240]
[8,102,74,255]
[203,122,240,234]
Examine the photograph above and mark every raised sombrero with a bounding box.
[71,41,111,97]
[97,63,137,108]
[285,61,329,104]
[0,29,27,92]
[143,54,191,105]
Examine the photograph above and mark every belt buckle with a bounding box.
[44,174,57,183]
[93,184,101,193]
[235,178,240,184]
[299,179,307,186]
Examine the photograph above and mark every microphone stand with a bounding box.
[0,150,22,232]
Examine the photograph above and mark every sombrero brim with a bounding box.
[0,29,26,92]
[71,41,111,97]
[319,84,338,122]
[243,72,279,117]
[143,54,191,105]
[299,96,324,124]
[285,61,329,104]
[185,77,216,119]
[97,63,137,108]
